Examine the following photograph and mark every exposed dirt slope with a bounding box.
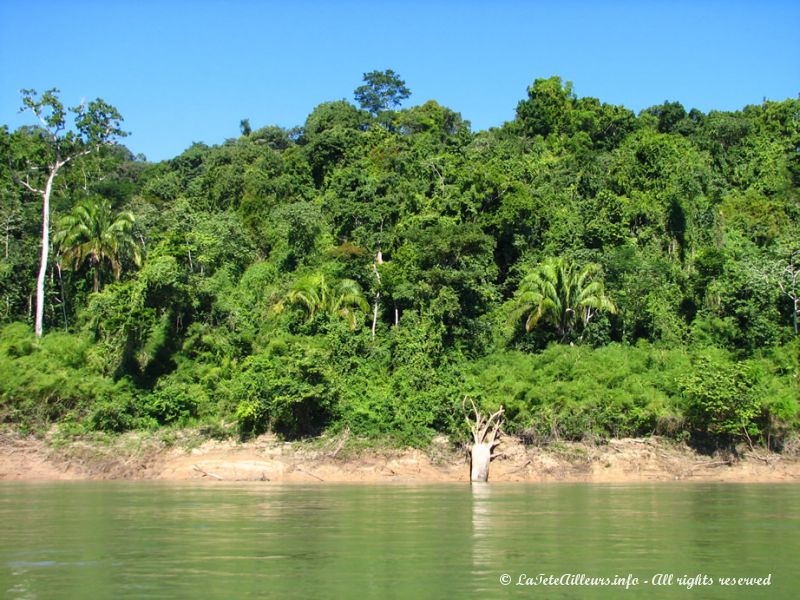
[1,430,798,483]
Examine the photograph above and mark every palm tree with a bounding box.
[510,257,616,342]
[54,198,142,292]
[286,272,369,329]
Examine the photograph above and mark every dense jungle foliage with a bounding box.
[2,73,799,449]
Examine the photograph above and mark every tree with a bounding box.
[302,101,367,186]
[354,69,411,115]
[54,197,142,292]
[643,101,687,134]
[285,272,369,329]
[239,118,251,137]
[304,100,368,138]
[515,76,576,138]
[510,257,616,342]
[10,88,126,336]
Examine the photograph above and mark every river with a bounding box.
[1,482,797,599]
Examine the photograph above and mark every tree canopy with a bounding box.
[354,69,411,115]
[1,75,799,450]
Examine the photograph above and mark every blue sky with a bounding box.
[1,0,798,162]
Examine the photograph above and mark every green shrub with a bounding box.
[680,349,760,442]
[141,382,200,426]
[88,379,143,432]
[229,337,336,439]
[463,343,689,441]
[679,344,799,448]
[0,323,118,427]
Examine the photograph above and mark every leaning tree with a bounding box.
[9,88,126,336]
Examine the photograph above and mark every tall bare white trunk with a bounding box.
[35,169,58,338]
[371,293,379,338]
[371,250,383,339]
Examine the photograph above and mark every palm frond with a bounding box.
[55,197,142,290]
[511,257,616,341]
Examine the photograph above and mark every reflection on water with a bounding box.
[470,483,494,578]
[0,482,798,599]
[471,483,501,595]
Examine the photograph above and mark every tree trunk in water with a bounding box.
[470,442,493,482]
[464,397,504,483]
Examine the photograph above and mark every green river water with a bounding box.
[0,482,797,599]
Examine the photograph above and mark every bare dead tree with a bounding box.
[464,396,504,482]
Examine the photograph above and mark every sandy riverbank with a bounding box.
[1,428,798,483]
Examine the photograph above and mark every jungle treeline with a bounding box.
[1,73,799,449]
